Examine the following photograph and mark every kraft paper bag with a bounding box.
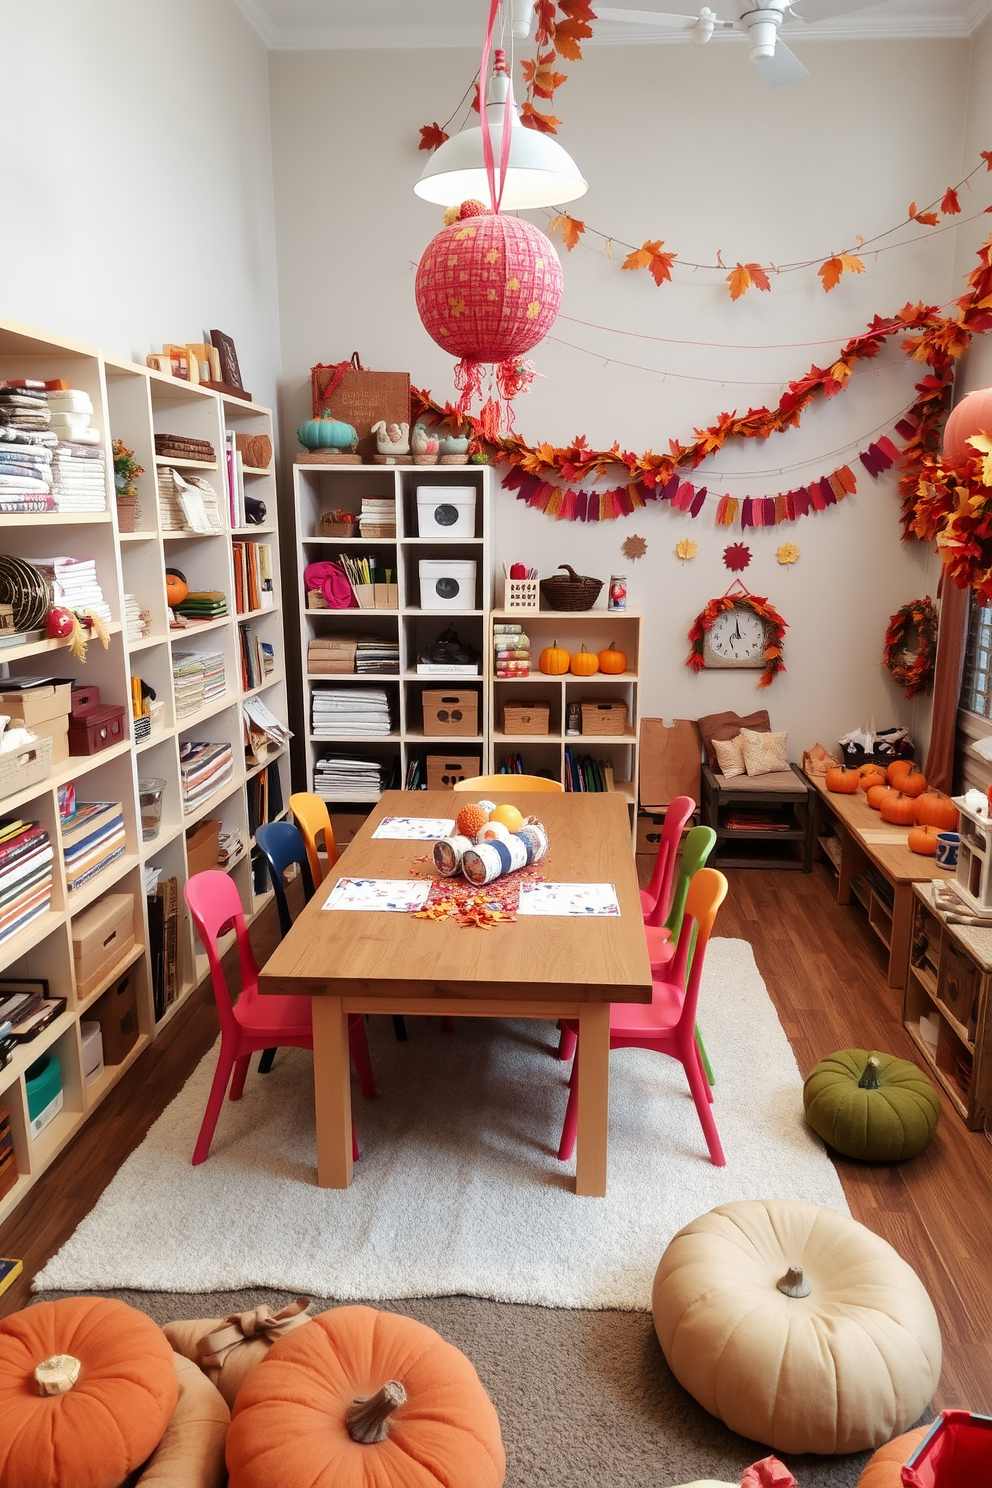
[639,718,702,808]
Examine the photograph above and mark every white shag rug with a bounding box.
[35,939,848,1308]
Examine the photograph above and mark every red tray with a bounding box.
[902,1410,992,1486]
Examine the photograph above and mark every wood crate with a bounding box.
[503,700,550,735]
[581,698,627,736]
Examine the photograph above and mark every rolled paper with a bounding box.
[476,799,497,815]
[462,841,510,885]
[476,821,512,844]
[433,835,473,877]
[516,824,548,865]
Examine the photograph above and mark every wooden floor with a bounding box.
[2,860,991,1410]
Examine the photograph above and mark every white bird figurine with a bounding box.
[411,423,440,458]
[371,419,410,455]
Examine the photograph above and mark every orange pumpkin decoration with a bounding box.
[597,642,627,675]
[896,765,928,798]
[867,785,894,811]
[914,790,958,832]
[165,568,189,607]
[859,767,888,792]
[942,384,992,466]
[538,640,569,676]
[0,1296,179,1488]
[569,644,599,677]
[226,1305,505,1488]
[886,759,914,786]
[908,826,940,856]
[855,1425,929,1486]
[880,791,917,826]
[825,766,860,794]
[455,804,489,839]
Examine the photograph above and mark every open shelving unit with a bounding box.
[0,316,287,1224]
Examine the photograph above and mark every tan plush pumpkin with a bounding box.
[651,1199,941,1456]
[538,640,569,675]
[569,643,599,676]
[137,1353,229,1488]
[226,1305,505,1488]
[0,1296,179,1488]
[164,1299,313,1410]
[825,766,860,794]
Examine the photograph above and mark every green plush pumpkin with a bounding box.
[803,1049,940,1161]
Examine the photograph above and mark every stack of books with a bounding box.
[147,876,179,1020]
[179,742,234,814]
[356,637,399,675]
[359,496,396,538]
[313,755,385,802]
[218,825,246,869]
[0,818,53,944]
[246,761,284,836]
[173,591,227,621]
[232,540,274,615]
[173,651,229,718]
[494,622,530,678]
[563,750,615,793]
[62,802,126,894]
[240,626,275,690]
[311,688,392,739]
[34,556,112,626]
[0,1106,16,1203]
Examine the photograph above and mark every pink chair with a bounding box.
[184,870,374,1166]
[639,796,695,922]
[556,867,729,1167]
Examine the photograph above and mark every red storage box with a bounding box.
[68,705,126,756]
[902,1410,992,1487]
[69,685,101,719]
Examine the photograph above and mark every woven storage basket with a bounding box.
[503,701,550,735]
[540,564,603,612]
[0,733,51,801]
[581,698,628,735]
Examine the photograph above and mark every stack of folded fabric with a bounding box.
[179,741,234,813]
[156,466,187,530]
[0,817,54,946]
[171,590,227,621]
[218,825,246,868]
[45,388,100,447]
[0,388,55,512]
[61,801,126,895]
[0,386,51,435]
[49,444,107,513]
[313,755,385,801]
[154,433,215,463]
[356,636,400,675]
[200,650,226,706]
[311,687,392,739]
[156,466,223,533]
[32,556,112,625]
[124,595,150,644]
[172,653,206,718]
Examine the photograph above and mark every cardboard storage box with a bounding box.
[636,811,666,856]
[329,812,367,848]
[185,818,222,876]
[72,892,135,999]
[581,699,628,736]
[426,754,480,790]
[0,682,70,726]
[503,700,550,736]
[422,690,479,737]
[31,713,70,766]
[92,970,139,1064]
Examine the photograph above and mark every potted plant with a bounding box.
[112,439,144,531]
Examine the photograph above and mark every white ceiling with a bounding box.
[233,0,992,48]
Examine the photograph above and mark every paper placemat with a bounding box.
[371,816,455,840]
[517,882,620,917]
[859,829,911,844]
[323,877,432,912]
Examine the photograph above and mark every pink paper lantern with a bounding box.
[416,202,563,421]
[943,386,992,465]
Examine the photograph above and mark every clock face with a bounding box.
[703,605,769,668]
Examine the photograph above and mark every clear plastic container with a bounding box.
[138,777,166,841]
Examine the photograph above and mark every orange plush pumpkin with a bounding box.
[825,766,860,794]
[597,642,627,674]
[880,791,917,826]
[896,765,928,798]
[165,568,189,607]
[908,826,940,856]
[867,785,895,811]
[569,644,599,677]
[855,1425,929,1486]
[0,1296,179,1488]
[226,1305,505,1488]
[859,766,887,792]
[914,790,958,831]
[538,640,569,676]
[886,759,914,786]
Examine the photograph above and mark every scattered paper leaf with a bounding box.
[549,213,586,251]
[520,101,561,134]
[942,186,962,215]
[967,431,992,484]
[676,538,697,562]
[909,202,940,227]
[818,254,865,292]
[723,542,752,572]
[418,122,450,152]
[623,534,648,561]
[727,262,771,300]
[776,542,800,565]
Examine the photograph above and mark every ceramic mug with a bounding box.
[935,831,960,869]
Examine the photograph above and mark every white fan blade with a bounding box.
[594,7,703,28]
[790,0,885,23]
[752,39,809,86]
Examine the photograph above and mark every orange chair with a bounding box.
[288,792,338,887]
[453,774,563,792]
[556,867,729,1167]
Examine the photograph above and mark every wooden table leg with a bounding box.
[311,997,353,1188]
[888,883,913,991]
[575,1002,610,1198]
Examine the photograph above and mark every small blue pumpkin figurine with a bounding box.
[297,410,359,452]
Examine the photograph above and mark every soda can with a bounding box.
[608,574,627,611]
[433,835,473,877]
[516,824,548,865]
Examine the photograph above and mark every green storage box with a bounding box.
[26,1053,63,1139]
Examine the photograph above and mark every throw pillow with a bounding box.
[698,709,771,770]
[712,733,746,778]
[741,727,789,777]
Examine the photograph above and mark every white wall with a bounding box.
[954,11,992,397]
[0,0,281,410]
[268,38,971,756]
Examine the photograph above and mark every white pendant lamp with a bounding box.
[414,56,588,210]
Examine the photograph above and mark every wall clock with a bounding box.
[686,584,789,688]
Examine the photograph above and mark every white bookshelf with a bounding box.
[0,316,288,1224]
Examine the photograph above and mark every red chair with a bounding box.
[639,795,695,922]
[556,867,729,1168]
[184,870,373,1166]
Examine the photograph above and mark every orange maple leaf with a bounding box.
[533,64,568,98]
[983,149,992,171]
[909,202,940,227]
[818,254,865,292]
[623,240,675,286]
[727,262,771,300]
[418,122,450,152]
[520,101,561,134]
[559,0,597,16]
[942,186,962,215]
[548,213,586,250]
[554,15,594,59]
[535,0,557,44]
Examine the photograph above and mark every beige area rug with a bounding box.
[35,938,849,1306]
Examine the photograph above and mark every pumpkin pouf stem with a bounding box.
[34,1354,82,1396]
[858,1055,883,1090]
[776,1266,811,1299]
[347,1379,407,1443]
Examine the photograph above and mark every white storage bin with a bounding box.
[417,486,476,538]
[81,1019,105,1089]
[419,559,477,611]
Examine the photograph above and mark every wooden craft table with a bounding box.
[257,789,652,1197]
[807,774,953,990]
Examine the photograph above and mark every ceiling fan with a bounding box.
[513,0,892,89]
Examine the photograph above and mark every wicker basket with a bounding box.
[540,564,604,612]
[0,733,51,801]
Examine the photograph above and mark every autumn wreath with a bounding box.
[883,597,938,699]
[686,591,788,689]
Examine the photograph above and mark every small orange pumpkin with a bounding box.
[226,1305,505,1488]
[859,766,887,792]
[908,826,940,856]
[825,766,860,794]
[165,568,189,607]
[597,642,627,675]
[0,1296,179,1488]
[914,790,958,832]
[896,765,928,798]
[880,791,917,826]
[538,640,569,676]
[569,644,599,677]
[867,785,894,811]
[855,1425,929,1486]
[886,759,915,786]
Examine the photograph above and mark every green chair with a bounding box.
[645,825,718,1085]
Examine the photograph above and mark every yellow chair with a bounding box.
[288,792,338,885]
[453,773,563,793]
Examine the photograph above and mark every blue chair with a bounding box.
[254,821,375,1097]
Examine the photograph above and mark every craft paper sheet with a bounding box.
[323,878,432,912]
[517,882,620,916]
[371,816,455,840]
